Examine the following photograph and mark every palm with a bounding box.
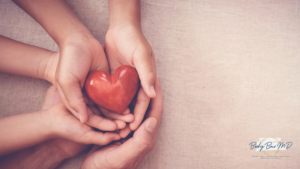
[58,39,109,85]
[105,25,150,73]
[104,25,155,132]
[83,141,143,169]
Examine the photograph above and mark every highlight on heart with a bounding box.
[85,65,139,114]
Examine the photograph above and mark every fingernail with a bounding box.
[150,86,156,97]
[145,118,157,133]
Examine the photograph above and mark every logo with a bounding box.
[249,137,293,156]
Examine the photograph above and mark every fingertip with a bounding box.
[124,114,135,123]
[78,113,87,123]
[145,117,157,133]
[122,108,130,115]
[104,120,118,131]
[119,126,132,138]
[113,135,121,141]
[142,83,156,98]
[115,120,126,129]
[129,122,138,131]
[150,85,157,98]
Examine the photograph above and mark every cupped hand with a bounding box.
[105,24,157,132]
[42,86,121,146]
[43,40,133,130]
[40,86,88,158]
[55,37,108,123]
[81,77,163,169]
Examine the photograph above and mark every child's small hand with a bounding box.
[105,24,156,136]
[40,86,88,159]
[43,86,121,145]
[43,51,134,131]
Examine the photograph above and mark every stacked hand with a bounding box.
[81,77,163,169]
[4,0,164,168]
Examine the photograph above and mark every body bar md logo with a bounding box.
[249,137,293,156]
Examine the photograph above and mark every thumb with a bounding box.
[113,117,157,162]
[133,47,157,98]
[56,80,88,123]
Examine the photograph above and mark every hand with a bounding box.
[81,77,163,169]
[55,37,109,124]
[40,85,88,159]
[42,86,121,145]
[44,49,134,131]
[105,23,157,133]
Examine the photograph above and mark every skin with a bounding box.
[12,0,157,134]
[0,86,88,169]
[1,0,163,167]
[0,92,121,157]
[0,35,124,157]
[0,36,163,168]
[0,35,134,130]
[105,0,158,137]
[81,76,163,169]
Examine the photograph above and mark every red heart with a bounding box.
[85,65,139,113]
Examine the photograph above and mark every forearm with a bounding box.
[0,110,53,157]
[13,0,93,47]
[0,35,54,81]
[109,0,141,28]
[0,141,66,169]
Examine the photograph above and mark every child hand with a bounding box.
[43,49,134,131]
[43,86,121,145]
[40,86,88,159]
[105,24,156,134]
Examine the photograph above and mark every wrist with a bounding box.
[39,52,58,85]
[109,0,141,29]
[0,143,66,169]
[59,28,95,49]
[32,142,67,169]
[39,109,57,139]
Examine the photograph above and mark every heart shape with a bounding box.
[85,65,139,113]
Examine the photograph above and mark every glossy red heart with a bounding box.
[85,65,139,114]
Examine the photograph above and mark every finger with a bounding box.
[133,46,157,98]
[99,107,134,122]
[119,125,132,138]
[79,131,120,145]
[86,107,117,131]
[114,120,126,129]
[129,88,150,131]
[56,81,88,123]
[146,76,164,122]
[111,117,157,162]
[111,76,163,161]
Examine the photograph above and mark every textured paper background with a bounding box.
[0,0,300,168]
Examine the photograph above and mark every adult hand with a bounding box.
[81,76,163,169]
[44,49,134,130]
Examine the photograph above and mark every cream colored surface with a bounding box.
[1,0,300,168]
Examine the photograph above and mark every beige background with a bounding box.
[1,0,300,168]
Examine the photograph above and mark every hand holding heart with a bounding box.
[104,24,158,135]
[43,39,135,131]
